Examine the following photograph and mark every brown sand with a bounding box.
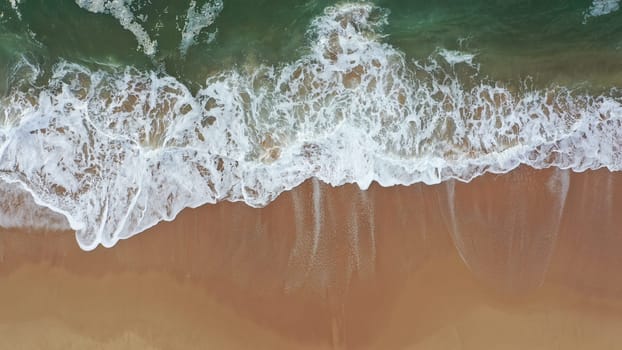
[1,167,622,349]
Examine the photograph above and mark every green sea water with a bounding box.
[1,0,621,89]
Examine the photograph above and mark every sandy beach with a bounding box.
[2,167,622,349]
[2,1,622,349]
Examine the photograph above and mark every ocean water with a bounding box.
[0,0,621,249]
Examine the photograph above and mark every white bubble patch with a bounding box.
[584,0,620,22]
[75,0,158,56]
[179,0,223,55]
[8,0,22,19]
[1,2,621,249]
[74,0,222,56]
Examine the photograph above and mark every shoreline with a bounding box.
[2,167,622,348]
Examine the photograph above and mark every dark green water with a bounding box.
[2,0,621,88]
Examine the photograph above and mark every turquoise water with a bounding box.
[0,0,621,249]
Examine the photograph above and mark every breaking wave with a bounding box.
[0,3,621,249]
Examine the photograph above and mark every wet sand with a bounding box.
[1,167,622,349]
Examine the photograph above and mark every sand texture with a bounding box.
[1,167,622,349]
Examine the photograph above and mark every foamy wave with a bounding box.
[0,181,70,231]
[584,0,620,22]
[1,2,621,249]
[8,0,22,19]
[179,0,223,55]
[74,0,222,56]
[75,0,158,56]
[437,48,476,66]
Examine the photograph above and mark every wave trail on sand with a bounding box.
[0,2,621,249]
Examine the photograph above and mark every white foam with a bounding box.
[1,2,622,249]
[74,0,222,57]
[75,0,158,56]
[179,0,223,55]
[438,48,476,66]
[0,180,70,231]
[584,0,620,22]
[8,0,22,19]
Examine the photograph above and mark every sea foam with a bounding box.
[8,0,22,19]
[0,3,621,249]
[75,0,158,56]
[74,0,222,56]
[179,0,223,55]
[584,0,621,22]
